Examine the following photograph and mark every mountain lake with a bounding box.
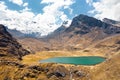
[40,56,105,65]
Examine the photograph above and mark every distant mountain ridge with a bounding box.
[7,14,120,39]
[103,18,120,27]
[17,14,120,52]
[7,28,41,38]
[103,18,120,25]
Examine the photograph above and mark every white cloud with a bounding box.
[0,0,74,36]
[88,0,120,21]
[86,0,93,5]
[38,0,75,35]
[0,1,7,10]
[23,3,28,7]
[9,0,23,6]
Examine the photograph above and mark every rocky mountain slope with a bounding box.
[0,24,30,60]
[66,14,120,34]
[18,14,120,52]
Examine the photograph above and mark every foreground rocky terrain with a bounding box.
[1,53,120,80]
[0,14,120,80]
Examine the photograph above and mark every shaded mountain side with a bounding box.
[7,28,41,39]
[0,24,30,60]
[47,21,68,38]
[7,28,26,38]
[65,14,120,34]
[47,25,67,39]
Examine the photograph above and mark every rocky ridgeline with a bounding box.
[0,24,30,60]
[66,14,120,34]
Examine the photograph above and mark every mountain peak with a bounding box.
[70,14,104,28]
[65,14,120,35]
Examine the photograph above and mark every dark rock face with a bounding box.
[27,65,44,72]
[65,14,120,35]
[70,14,104,28]
[115,40,120,44]
[47,65,68,78]
[0,24,30,60]
[54,71,66,77]
[74,70,86,77]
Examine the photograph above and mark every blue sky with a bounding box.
[0,0,120,36]
[4,0,94,18]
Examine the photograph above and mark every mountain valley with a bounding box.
[0,14,120,80]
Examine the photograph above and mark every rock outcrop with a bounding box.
[0,24,30,60]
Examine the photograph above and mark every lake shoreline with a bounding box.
[40,56,106,66]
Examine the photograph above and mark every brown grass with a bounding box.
[22,50,105,65]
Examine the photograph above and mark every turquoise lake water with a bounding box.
[40,56,105,65]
